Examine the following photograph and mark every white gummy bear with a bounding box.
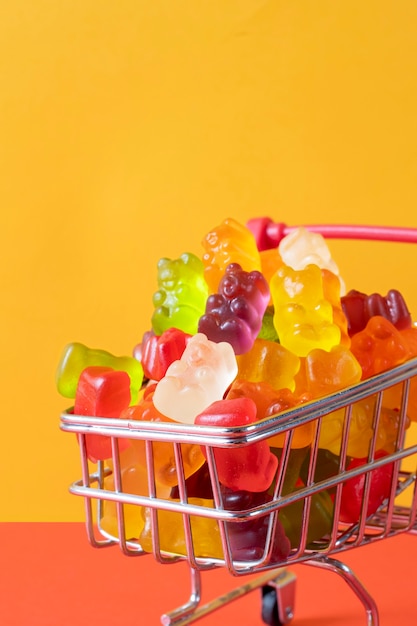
[278,227,346,295]
[152,333,238,424]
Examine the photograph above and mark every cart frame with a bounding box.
[60,220,417,625]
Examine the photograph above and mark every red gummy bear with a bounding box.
[195,397,278,492]
[339,451,394,524]
[74,366,131,462]
[137,327,191,381]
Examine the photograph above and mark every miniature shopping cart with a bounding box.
[60,220,417,626]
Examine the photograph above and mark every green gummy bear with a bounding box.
[56,342,144,404]
[279,489,334,549]
[257,306,279,342]
[151,252,209,335]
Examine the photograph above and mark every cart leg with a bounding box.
[304,556,379,626]
[161,568,296,626]
[160,568,202,625]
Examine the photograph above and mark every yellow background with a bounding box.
[1,1,417,521]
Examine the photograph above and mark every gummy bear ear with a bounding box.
[157,257,170,270]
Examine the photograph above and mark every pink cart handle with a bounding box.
[247,217,417,250]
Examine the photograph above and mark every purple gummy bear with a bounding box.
[341,288,412,336]
[198,263,270,354]
[221,486,291,563]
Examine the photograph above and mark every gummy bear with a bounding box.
[339,451,394,524]
[121,384,205,486]
[226,379,313,449]
[195,397,278,492]
[297,345,362,398]
[220,486,291,563]
[257,306,279,342]
[201,217,262,293]
[318,398,408,458]
[271,264,341,357]
[236,337,300,392]
[151,252,209,335]
[139,498,223,559]
[198,263,270,354]
[382,325,417,422]
[100,448,171,541]
[278,226,345,294]
[152,333,238,424]
[170,465,292,561]
[350,316,411,380]
[341,289,412,336]
[321,269,351,348]
[138,327,191,381]
[278,486,334,550]
[56,342,144,404]
[260,247,284,305]
[73,366,132,462]
[260,247,284,286]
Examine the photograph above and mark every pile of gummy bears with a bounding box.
[56,217,417,563]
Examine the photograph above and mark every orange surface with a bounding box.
[1,523,416,625]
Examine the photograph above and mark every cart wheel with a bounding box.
[261,571,296,626]
[262,585,282,626]
[261,585,282,626]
